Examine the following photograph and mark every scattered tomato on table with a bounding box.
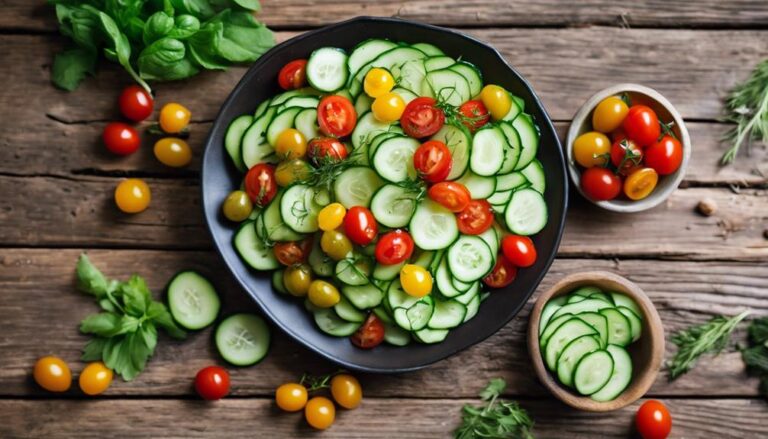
[118,85,154,122]
[636,400,672,439]
[275,372,364,430]
[159,102,192,134]
[33,356,72,392]
[114,178,151,213]
[103,122,140,156]
[195,366,230,400]
[79,361,113,395]
[275,382,309,412]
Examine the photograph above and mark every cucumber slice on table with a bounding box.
[306,47,348,92]
[590,345,633,401]
[215,314,270,366]
[167,271,220,330]
[574,349,614,395]
[556,334,602,387]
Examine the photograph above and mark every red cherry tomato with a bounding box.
[273,238,312,266]
[278,59,307,90]
[622,105,660,146]
[501,235,537,268]
[644,135,683,175]
[244,163,277,207]
[118,85,154,122]
[610,138,644,176]
[427,182,471,212]
[483,254,517,288]
[317,95,357,138]
[458,99,490,132]
[413,140,452,183]
[195,366,230,400]
[581,167,622,201]
[350,314,384,349]
[400,97,445,139]
[374,230,415,265]
[103,122,140,155]
[636,400,672,439]
[308,137,348,165]
[457,200,494,235]
[343,206,378,246]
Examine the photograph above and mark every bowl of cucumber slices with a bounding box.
[528,272,664,411]
[201,16,567,372]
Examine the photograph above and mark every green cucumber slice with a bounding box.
[573,350,614,395]
[167,271,220,330]
[556,334,602,387]
[590,345,633,401]
[600,308,633,346]
[544,318,598,371]
[215,314,270,366]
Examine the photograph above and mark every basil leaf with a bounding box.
[80,312,122,336]
[99,297,117,313]
[130,323,157,372]
[76,254,110,298]
[52,47,97,92]
[120,275,151,316]
[138,38,199,81]
[188,21,229,70]
[170,0,215,19]
[140,321,159,352]
[167,14,200,39]
[233,0,260,11]
[81,337,107,362]
[215,10,274,63]
[97,11,151,93]
[147,300,187,339]
[143,11,174,45]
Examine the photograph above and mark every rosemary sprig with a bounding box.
[454,378,534,439]
[721,59,768,165]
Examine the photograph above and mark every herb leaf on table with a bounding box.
[721,59,768,164]
[454,378,534,439]
[742,316,768,398]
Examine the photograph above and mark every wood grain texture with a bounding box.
[1,249,765,398]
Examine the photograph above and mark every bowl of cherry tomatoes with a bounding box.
[566,84,691,213]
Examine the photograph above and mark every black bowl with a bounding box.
[201,16,568,372]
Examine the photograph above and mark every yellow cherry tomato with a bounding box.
[275,159,312,187]
[159,102,191,134]
[275,382,308,412]
[592,96,629,133]
[79,361,113,396]
[572,131,611,168]
[153,137,192,167]
[33,356,72,392]
[305,396,335,430]
[308,280,341,308]
[275,128,307,159]
[400,264,433,297]
[363,68,395,98]
[114,178,151,214]
[222,190,253,222]
[330,374,362,409]
[321,230,353,261]
[480,85,512,120]
[371,92,406,122]
[623,167,658,200]
[283,264,312,297]
[318,203,346,231]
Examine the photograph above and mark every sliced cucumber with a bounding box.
[260,193,304,242]
[313,307,360,336]
[349,46,426,95]
[348,39,397,76]
[424,68,470,106]
[487,190,513,206]
[573,286,602,297]
[308,234,334,276]
[544,318,598,371]
[241,106,277,168]
[538,295,568,335]
[496,172,528,192]
[335,257,372,286]
[215,314,270,366]
[386,280,420,310]
[588,292,614,304]
[575,312,609,347]
[520,159,546,194]
[427,299,467,329]
[610,292,642,317]
[497,122,522,174]
[272,269,286,294]
[469,125,506,176]
[333,166,384,209]
[409,199,459,251]
[411,42,444,56]
[167,271,220,330]
[413,327,449,344]
[447,235,494,282]
[436,257,463,298]
[334,296,366,323]
[511,113,540,171]
[617,306,643,342]
[280,184,328,234]
[294,108,319,142]
[574,350,614,395]
[455,172,496,199]
[373,260,406,281]
[395,59,427,95]
[352,111,395,150]
[234,221,279,270]
[449,61,482,98]
[394,296,434,331]
[600,308,632,346]
[342,283,384,309]
[504,188,548,236]
[392,87,418,104]
[590,345,633,401]
[462,294,481,323]
[270,88,321,106]
[253,99,270,119]
[373,305,394,324]
[551,298,613,320]
[424,56,455,72]
[556,335,602,387]
[431,124,471,180]
[539,313,574,349]
[383,322,412,346]
[354,93,374,118]
[567,295,587,304]
[306,47,348,92]
[275,96,319,112]
[370,184,419,228]
[372,136,420,182]
[225,114,252,172]
[266,107,302,147]
[500,94,522,122]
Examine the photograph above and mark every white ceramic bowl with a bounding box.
[565,84,691,213]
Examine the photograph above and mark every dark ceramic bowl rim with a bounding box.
[201,16,568,373]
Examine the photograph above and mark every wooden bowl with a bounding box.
[527,271,664,411]
[565,83,691,213]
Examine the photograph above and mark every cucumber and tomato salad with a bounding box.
[222,38,550,349]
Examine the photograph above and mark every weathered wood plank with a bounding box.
[0,398,765,438]
[1,249,765,397]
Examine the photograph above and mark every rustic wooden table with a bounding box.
[1,1,767,437]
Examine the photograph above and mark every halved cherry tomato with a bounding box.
[317,95,357,137]
[428,181,471,212]
[458,99,490,132]
[610,138,643,176]
[278,59,307,90]
[581,167,622,201]
[501,235,537,268]
[644,135,683,175]
[308,137,348,165]
[273,239,311,266]
[400,97,445,139]
[103,122,140,156]
[350,314,385,349]
[622,105,660,146]
[636,400,672,439]
[244,163,277,207]
[195,366,230,400]
[374,230,415,265]
[483,254,517,288]
[118,85,153,122]
[592,95,629,133]
[457,200,494,235]
[623,167,658,201]
[343,206,378,246]
[414,140,452,183]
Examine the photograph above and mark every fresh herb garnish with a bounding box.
[721,59,768,165]
[76,254,186,381]
[454,378,534,439]
[742,316,768,398]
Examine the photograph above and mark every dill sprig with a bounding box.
[721,59,768,165]
[454,379,534,439]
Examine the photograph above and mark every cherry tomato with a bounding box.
[308,137,348,165]
[623,167,658,201]
[572,131,611,168]
[414,140,452,183]
[283,264,312,297]
[330,374,362,409]
[343,206,378,246]
[364,68,395,98]
[153,137,192,167]
[318,203,347,232]
[275,128,307,159]
[114,178,151,213]
[275,382,308,412]
[644,135,683,175]
[222,190,253,222]
[483,254,517,288]
[400,97,445,139]
[581,167,622,201]
[103,122,140,156]
[636,400,672,439]
[592,96,629,133]
[79,361,113,396]
[622,105,660,146]
[372,92,406,122]
[244,163,277,207]
[159,102,191,134]
[375,230,415,265]
[33,356,71,392]
[317,95,357,138]
[274,159,312,187]
[457,200,494,235]
[305,396,336,430]
[278,59,307,90]
[458,99,490,132]
[321,230,353,261]
[350,314,385,349]
[480,84,512,120]
[400,264,433,298]
[118,85,154,122]
[610,138,643,176]
[195,366,230,400]
[273,240,310,266]
[501,235,537,268]
[308,280,341,308]
[428,181,471,212]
